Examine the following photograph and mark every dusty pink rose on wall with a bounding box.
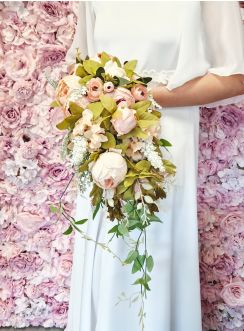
[220,281,244,307]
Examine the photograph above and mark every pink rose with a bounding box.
[9,252,43,274]
[47,163,70,182]
[111,107,137,135]
[38,280,59,297]
[56,25,75,47]
[37,1,66,23]
[201,283,222,303]
[199,139,217,160]
[58,253,73,276]
[52,301,69,322]
[86,77,103,101]
[217,105,243,137]
[213,139,238,161]
[0,102,30,132]
[91,152,128,189]
[4,48,36,81]
[220,211,244,235]
[131,84,148,101]
[37,45,66,69]
[221,282,244,307]
[103,81,114,93]
[213,254,235,278]
[15,212,47,234]
[10,80,34,103]
[113,87,135,107]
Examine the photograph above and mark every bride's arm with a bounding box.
[152,73,244,107]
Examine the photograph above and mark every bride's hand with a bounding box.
[151,73,244,108]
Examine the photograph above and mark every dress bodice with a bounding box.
[91,1,208,86]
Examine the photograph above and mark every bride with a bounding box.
[64,2,244,331]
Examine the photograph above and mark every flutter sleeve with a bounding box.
[65,2,95,64]
[165,1,244,102]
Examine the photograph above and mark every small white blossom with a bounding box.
[71,136,87,166]
[142,141,165,172]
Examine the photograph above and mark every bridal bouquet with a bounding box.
[50,50,176,328]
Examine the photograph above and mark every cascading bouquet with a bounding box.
[49,50,176,328]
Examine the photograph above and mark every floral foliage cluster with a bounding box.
[0,1,78,327]
[0,1,243,329]
[51,50,176,328]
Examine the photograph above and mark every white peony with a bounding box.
[91,151,127,189]
[104,60,128,78]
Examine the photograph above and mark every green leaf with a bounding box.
[158,138,172,147]
[123,201,134,213]
[50,100,61,108]
[146,255,154,272]
[124,59,137,72]
[124,176,136,188]
[121,127,148,140]
[83,59,101,75]
[138,119,159,130]
[124,250,138,264]
[93,200,102,219]
[69,102,84,115]
[75,218,88,225]
[108,225,118,234]
[148,214,162,223]
[56,114,82,130]
[124,60,137,78]
[75,64,87,78]
[118,223,128,236]
[123,187,134,201]
[100,94,117,112]
[132,100,151,111]
[56,119,70,130]
[79,75,93,85]
[118,77,131,86]
[139,112,158,122]
[135,160,151,172]
[63,225,73,235]
[87,101,103,119]
[137,76,152,84]
[49,204,59,213]
[100,52,111,66]
[132,258,142,273]
[101,132,116,149]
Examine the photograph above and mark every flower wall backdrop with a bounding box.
[0,1,243,330]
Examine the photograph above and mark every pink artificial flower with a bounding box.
[4,48,36,81]
[131,84,148,101]
[113,87,135,107]
[111,107,137,136]
[91,152,128,189]
[220,211,244,235]
[221,282,244,307]
[103,81,114,93]
[37,45,66,69]
[86,77,103,101]
[15,212,47,234]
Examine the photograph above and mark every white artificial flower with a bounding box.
[71,136,87,166]
[104,60,128,78]
[142,141,165,172]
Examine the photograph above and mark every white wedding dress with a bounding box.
[64,2,244,331]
